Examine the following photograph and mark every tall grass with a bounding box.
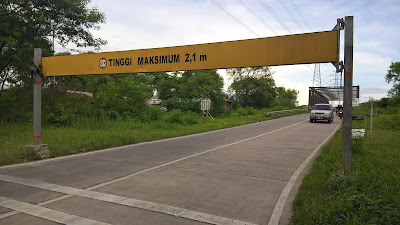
[291,114,400,224]
[0,109,305,166]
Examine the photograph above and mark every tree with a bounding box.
[0,0,106,96]
[274,86,299,108]
[156,70,225,112]
[180,70,225,112]
[94,76,151,119]
[385,62,400,97]
[47,51,128,95]
[228,67,277,108]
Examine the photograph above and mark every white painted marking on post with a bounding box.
[268,121,342,225]
[0,174,257,225]
[0,197,110,225]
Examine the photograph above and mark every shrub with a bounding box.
[0,86,33,122]
[147,106,164,121]
[107,110,120,120]
[181,112,198,125]
[233,107,257,116]
[44,101,71,126]
[164,109,183,123]
[374,114,400,131]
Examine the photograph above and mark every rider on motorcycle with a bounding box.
[337,105,343,118]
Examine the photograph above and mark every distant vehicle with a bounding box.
[337,104,343,119]
[338,109,343,119]
[310,104,334,123]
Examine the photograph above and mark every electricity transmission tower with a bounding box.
[312,63,321,87]
[331,73,339,87]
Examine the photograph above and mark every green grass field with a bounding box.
[0,110,305,166]
[291,113,400,224]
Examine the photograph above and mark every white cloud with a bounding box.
[354,52,392,72]
[272,65,315,105]
[360,87,390,102]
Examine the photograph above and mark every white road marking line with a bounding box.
[0,211,18,220]
[88,119,307,190]
[268,121,342,225]
[0,114,307,170]
[0,196,110,225]
[0,174,257,225]
[0,195,74,221]
[37,195,73,206]
[0,117,307,224]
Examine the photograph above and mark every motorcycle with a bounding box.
[338,109,343,119]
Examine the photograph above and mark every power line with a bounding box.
[321,64,332,74]
[289,0,312,31]
[263,0,334,87]
[255,0,316,75]
[321,62,337,85]
[281,0,334,85]
[272,0,317,76]
[238,0,279,35]
[257,0,292,34]
[209,0,327,85]
[278,0,304,33]
[209,0,260,37]
[323,63,334,72]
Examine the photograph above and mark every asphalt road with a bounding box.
[0,114,341,225]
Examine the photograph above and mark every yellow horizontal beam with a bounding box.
[42,31,337,76]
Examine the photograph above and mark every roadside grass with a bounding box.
[0,110,305,166]
[291,114,400,224]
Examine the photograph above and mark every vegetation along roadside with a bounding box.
[291,101,400,224]
[2,1,303,166]
[0,108,305,166]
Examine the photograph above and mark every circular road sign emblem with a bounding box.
[99,58,107,69]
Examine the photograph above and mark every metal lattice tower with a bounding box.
[331,72,339,88]
[312,63,321,87]
[332,72,341,103]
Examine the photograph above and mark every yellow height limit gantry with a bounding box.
[42,31,337,76]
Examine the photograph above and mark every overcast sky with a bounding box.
[57,0,400,105]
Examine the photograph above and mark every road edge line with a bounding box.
[268,121,342,225]
[0,114,306,169]
[0,118,307,223]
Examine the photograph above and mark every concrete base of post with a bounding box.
[337,165,351,176]
[23,144,49,158]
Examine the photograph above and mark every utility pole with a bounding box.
[33,48,42,146]
[370,98,373,133]
[342,16,353,175]
[24,48,48,155]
